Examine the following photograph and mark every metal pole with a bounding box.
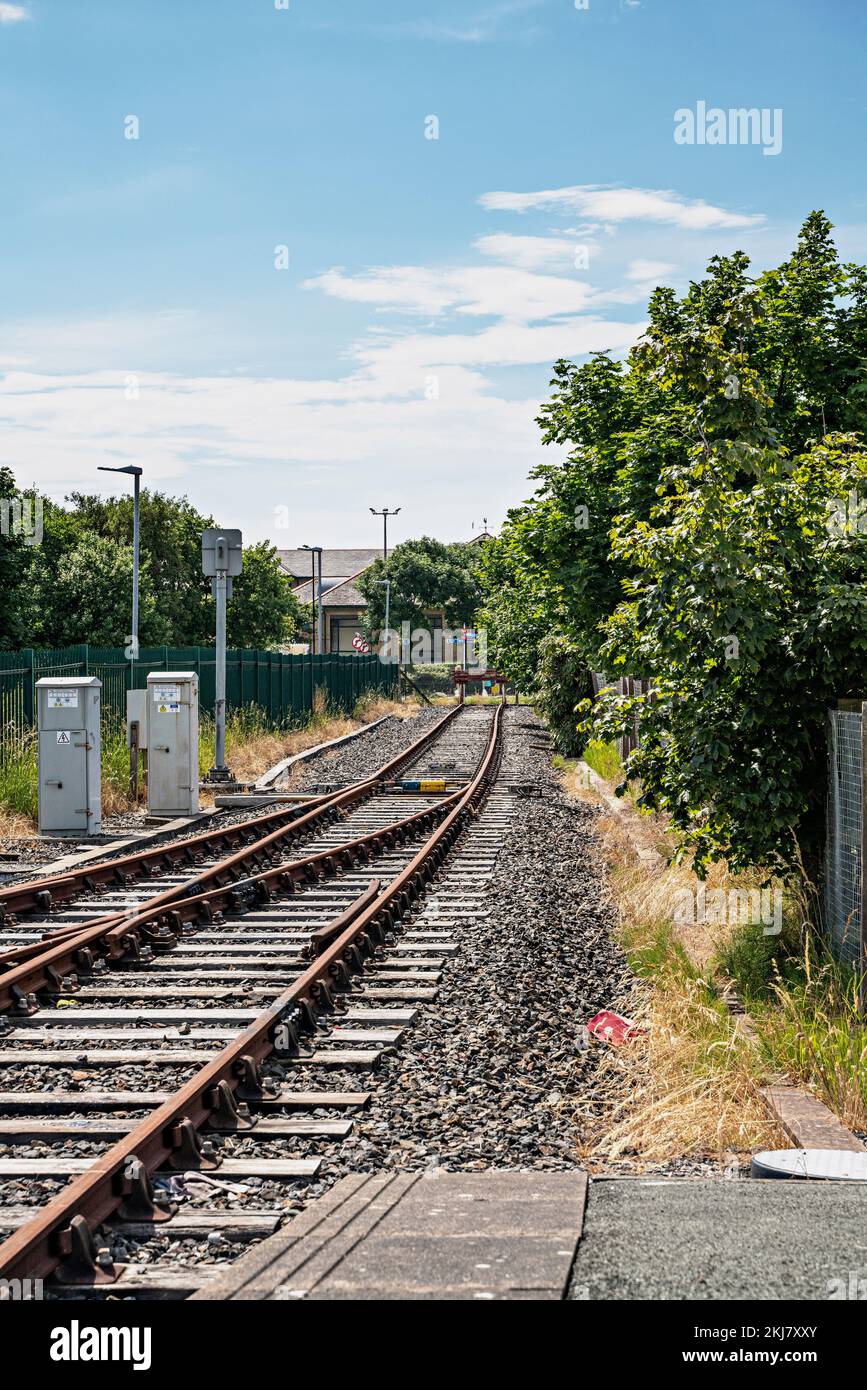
[855,700,861,1006]
[309,550,316,655]
[382,513,388,563]
[316,548,324,654]
[215,569,227,772]
[131,470,140,666]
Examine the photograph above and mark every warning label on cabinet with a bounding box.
[48,689,78,709]
[56,730,71,745]
[153,684,180,706]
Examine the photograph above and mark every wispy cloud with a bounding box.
[304,263,598,322]
[0,4,30,23]
[475,233,597,270]
[479,184,764,230]
[364,0,547,44]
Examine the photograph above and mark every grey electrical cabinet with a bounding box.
[36,676,102,836]
[146,672,200,816]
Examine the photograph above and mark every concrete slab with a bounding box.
[763,1084,866,1152]
[192,1169,587,1301]
[570,1177,867,1300]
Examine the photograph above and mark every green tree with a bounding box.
[479,211,867,873]
[226,541,303,648]
[358,537,484,635]
[33,535,159,646]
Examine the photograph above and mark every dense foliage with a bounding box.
[358,536,484,635]
[0,479,302,650]
[479,212,867,873]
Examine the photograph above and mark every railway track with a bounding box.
[0,702,505,1298]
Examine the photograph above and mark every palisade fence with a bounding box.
[0,644,397,763]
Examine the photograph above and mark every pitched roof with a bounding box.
[292,570,369,608]
[278,548,388,580]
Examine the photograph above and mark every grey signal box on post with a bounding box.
[36,676,102,836]
[146,672,200,817]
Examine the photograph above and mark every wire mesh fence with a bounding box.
[825,708,863,968]
[0,643,398,765]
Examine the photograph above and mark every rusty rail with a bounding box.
[0,706,458,923]
[0,703,503,1286]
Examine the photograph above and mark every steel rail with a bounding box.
[0,707,461,980]
[0,786,468,1011]
[0,706,458,921]
[0,703,503,1287]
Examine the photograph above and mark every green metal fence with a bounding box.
[0,644,397,761]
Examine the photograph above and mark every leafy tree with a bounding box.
[358,537,484,635]
[479,211,867,874]
[66,489,214,643]
[0,467,37,647]
[226,541,303,648]
[34,535,159,646]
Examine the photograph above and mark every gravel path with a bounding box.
[283,709,641,1182]
[283,707,446,789]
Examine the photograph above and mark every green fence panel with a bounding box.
[0,644,392,757]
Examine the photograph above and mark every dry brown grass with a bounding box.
[562,762,784,1165]
[224,698,418,785]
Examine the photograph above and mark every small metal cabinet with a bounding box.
[36,676,102,836]
[146,672,200,816]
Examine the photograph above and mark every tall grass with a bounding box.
[582,738,623,783]
[758,938,867,1130]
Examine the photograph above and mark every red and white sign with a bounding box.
[351,633,372,654]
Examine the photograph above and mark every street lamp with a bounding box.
[369,507,401,563]
[97,465,143,673]
[301,544,324,654]
[375,578,392,661]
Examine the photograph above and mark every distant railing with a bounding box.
[0,644,398,762]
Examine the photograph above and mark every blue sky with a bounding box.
[1,0,865,547]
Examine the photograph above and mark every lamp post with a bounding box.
[375,578,392,661]
[97,465,143,675]
[369,506,400,563]
[302,545,323,654]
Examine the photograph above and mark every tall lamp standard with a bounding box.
[375,578,392,661]
[369,506,400,563]
[302,544,323,654]
[97,464,143,676]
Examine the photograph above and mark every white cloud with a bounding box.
[625,259,677,281]
[479,184,764,230]
[474,233,597,270]
[304,263,599,322]
[0,4,29,22]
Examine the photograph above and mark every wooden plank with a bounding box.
[0,1089,369,1110]
[0,1208,282,1237]
[0,1157,320,1177]
[0,1116,351,1140]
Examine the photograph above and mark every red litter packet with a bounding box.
[586,1010,646,1046]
